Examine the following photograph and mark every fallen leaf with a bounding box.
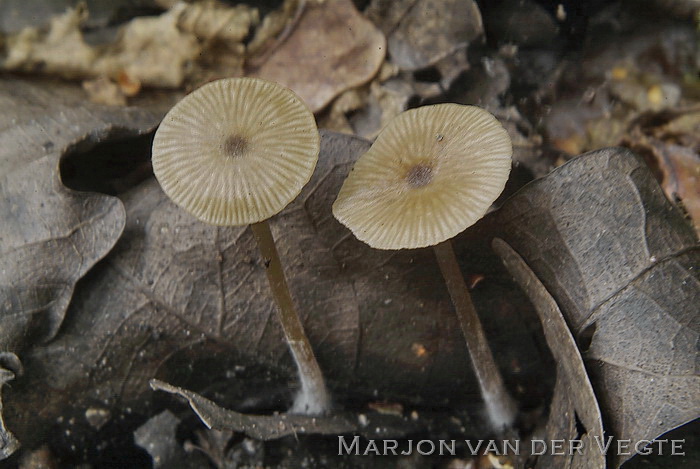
[250,0,386,112]
[0,77,163,350]
[151,379,358,439]
[488,147,700,467]
[0,76,162,460]
[494,239,605,469]
[151,378,444,441]
[622,109,700,236]
[7,131,544,454]
[245,0,302,59]
[366,0,483,71]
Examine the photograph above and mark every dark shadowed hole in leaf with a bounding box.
[413,66,442,83]
[578,322,596,352]
[59,128,154,196]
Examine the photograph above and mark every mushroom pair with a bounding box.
[333,104,517,430]
[152,78,516,428]
[152,78,329,415]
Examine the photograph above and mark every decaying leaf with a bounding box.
[488,147,700,467]
[494,239,605,469]
[245,0,303,59]
[0,154,125,350]
[0,77,162,350]
[250,0,386,112]
[622,108,700,235]
[0,76,163,460]
[151,379,440,441]
[366,0,483,71]
[324,0,482,137]
[150,380,357,439]
[6,131,544,455]
[543,18,699,225]
[6,118,695,467]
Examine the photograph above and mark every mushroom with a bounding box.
[152,77,330,415]
[332,103,516,429]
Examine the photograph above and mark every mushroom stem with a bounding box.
[433,239,516,431]
[250,220,330,415]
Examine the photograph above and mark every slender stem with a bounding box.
[433,239,516,430]
[250,220,330,415]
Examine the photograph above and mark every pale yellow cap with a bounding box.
[152,78,319,226]
[333,104,512,249]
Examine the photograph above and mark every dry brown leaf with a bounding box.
[366,0,483,71]
[6,131,544,454]
[489,147,699,467]
[623,109,700,235]
[0,77,162,460]
[245,0,302,58]
[495,239,605,469]
[250,0,386,112]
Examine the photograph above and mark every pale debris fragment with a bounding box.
[1,1,258,89]
[82,76,127,106]
[177,1,259,43]
[84,407,111,430]
[95,3,200,88]
[4,4,95,77]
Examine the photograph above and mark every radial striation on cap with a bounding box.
[333,104,512,250]
[152,77,320,226]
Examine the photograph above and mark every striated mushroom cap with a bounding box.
[333,104,512,249]
[152,77,319,226]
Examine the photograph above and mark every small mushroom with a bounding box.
[333,103,516,429]
[152,77,330,415]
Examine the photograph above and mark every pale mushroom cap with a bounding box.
[333,104,512,250]
[152,78,319,226]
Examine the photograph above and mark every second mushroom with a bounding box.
[333,103,516,430]
[152,77,330,415]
